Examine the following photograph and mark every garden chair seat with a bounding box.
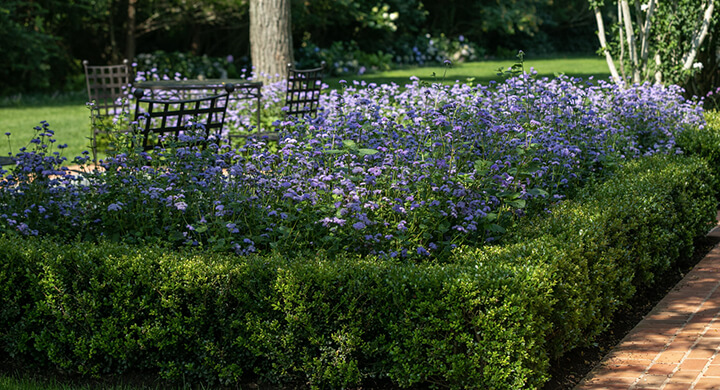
[132,85,235,151]
[228,61,325,144]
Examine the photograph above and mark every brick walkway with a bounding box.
[575,219,720,389]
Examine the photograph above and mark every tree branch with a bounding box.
[682,0,715,70]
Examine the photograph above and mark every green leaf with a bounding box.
[527,188,549,197]
[342,140,358,150]
[498,191,521,200]
[358,148,378,156]
[488,224,506,233]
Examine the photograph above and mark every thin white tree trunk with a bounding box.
[682,0,715,70]
[617,1,627,82]
[594,7,621,84]
[654,53,662,84]
[639,0,656,74]
[620,0,640,83]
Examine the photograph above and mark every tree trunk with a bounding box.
[249,0,294,83]
[594,6,621,84]
[126,0,137,64]
[620,0,640,83]
[639,0,657,75]
[108,2,118,62]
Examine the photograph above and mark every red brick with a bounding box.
[692,377,720,389]
[689,347,717,360]
[705,365,720,377]
[670,369,702,382]
[657,351,689,363]
[646,363,677,376]
[680,358,709,371]
[634,374,668,387]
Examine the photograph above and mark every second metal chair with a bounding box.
[228,61,326,143]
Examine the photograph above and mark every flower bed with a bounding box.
[0,74,704,259]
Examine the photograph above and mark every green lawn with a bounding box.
[0,56,611,163]
[0,104,92,160]
[325,55,612,89]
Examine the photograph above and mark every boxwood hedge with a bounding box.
[0,154,717,389]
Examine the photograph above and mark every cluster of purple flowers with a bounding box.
[0,74,704,260]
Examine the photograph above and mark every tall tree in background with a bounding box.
[592,0,715,86]
[126,0,137,61]
[249,0,294,82]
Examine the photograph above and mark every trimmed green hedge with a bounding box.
[0,240,552,388]
[677,110,720,194]
[0,154,717,389]
[506,154,718,358]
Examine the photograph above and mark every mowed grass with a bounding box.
[0,56,611,163]
[325,55,612,89]
[0,104,92,160]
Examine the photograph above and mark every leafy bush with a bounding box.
[0,0,69,94]
[295,34,483,76]
[389,33,484,66]
[676,110,720,192]
[134,50,245,81]
[506,154,717,357]
[0,238,552,389]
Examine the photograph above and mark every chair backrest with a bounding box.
[132,84,234,151]
[285,61,326,119]
[83,60,132,118]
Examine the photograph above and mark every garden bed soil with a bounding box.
[542,234,720,390]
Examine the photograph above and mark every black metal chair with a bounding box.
[83,60,133,160]
[285,61,326,119]
[83,59,132,117]
[228,61,326,143]
[132,84,234,151]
